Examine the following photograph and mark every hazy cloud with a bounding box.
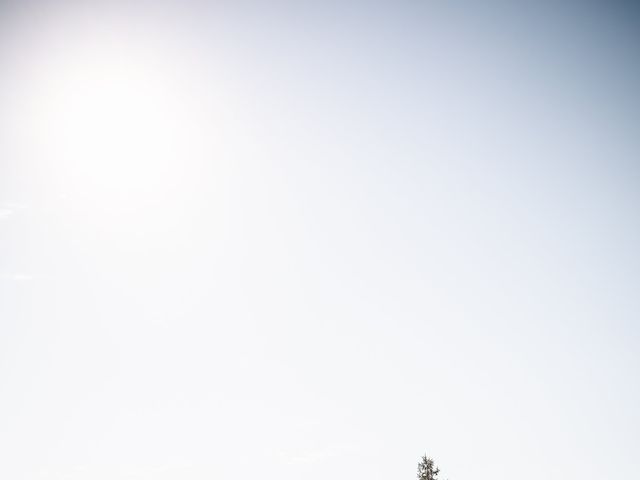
[279,443,359,465]
[0,202,27,220]
[1,273,36,281]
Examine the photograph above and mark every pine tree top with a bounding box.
[417,455,440,480]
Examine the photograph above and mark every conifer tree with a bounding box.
[417,455,440,480]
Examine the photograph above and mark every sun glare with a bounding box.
[23,21,211,211]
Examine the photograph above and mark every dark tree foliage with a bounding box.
[417,455,440,480]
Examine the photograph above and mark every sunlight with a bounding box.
[25,23,211,211]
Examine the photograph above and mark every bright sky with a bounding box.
[1,2,639,479]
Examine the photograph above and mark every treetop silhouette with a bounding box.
[417,455,440,480]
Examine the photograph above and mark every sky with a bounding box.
[0,1,639,479]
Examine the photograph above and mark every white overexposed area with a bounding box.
[0,2,639,480]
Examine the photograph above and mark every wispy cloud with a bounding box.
[1,201,28,209]
[278,443,359,465]
[0,202,28,220]
[12,273,34,281]
[0,273,37,282]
